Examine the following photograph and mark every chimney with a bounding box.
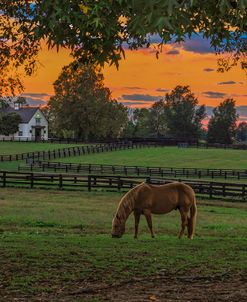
[14,101,21,110]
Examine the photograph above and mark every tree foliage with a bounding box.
[1,0,247,94]
[149,100,168,137]
[47,63,127,140]
[207,99,238,144]
[122,108,151,138]
[0,113,22,136]
[162,86,206,139]
[236,122,247,142]
[123,86,206,139]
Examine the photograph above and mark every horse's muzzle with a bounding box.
[112,234,121,238]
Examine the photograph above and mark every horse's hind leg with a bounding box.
[134,211,141,239]
[143,209,155,238]
[178,208,189,239]
[187,217,192,239]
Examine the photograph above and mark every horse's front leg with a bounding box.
[134,211,141,239]
[143,209,155,238]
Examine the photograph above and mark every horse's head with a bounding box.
[111,216,125,238]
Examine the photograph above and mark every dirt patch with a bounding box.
[54,273,247,301]
[1,273,247,301]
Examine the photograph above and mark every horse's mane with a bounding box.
[114,182,145,224]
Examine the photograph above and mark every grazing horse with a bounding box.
[112,182,197,239]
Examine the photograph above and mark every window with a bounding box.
[36,118,41,125]
[18,131,23,136]
[30,130,32,134]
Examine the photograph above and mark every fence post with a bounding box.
[30,173,34,189]
[59,174,63,189]
[2,171,6,187]
[88,175,91,191]
[117,176,121,191]
[209,182,213,198]
[242,185,246,200]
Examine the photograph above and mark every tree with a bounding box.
[0,97,10,110]
[1,1,247,94]
[163,86,206,139]
[47,62,127,140]
[236,122,247,142]
[0,113,22,136]
[207,99,238,144]
[132,108,151,137]
[149,100,168,137]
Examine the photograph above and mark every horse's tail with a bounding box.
[188,196,197,239]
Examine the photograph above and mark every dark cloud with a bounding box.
[156,88,169,93]
[166,49,180,55]
[123,87,144,90]
[21,93,50,98]
[217,81,237,85]
[119,101,150,106]
[119,94,162,102]
[126,33,215,55]
[25,97,47,106]
[203,68,215,72]
[146,34,163,44]
[202,91,227,99]
[237,106,247,117]
[205,106,247,118]
[179,34,215,54]
[204,106,214,116]
[19,92,50,106]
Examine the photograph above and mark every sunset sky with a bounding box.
[22,35,247,115]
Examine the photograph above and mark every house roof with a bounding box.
[1,107,39,123]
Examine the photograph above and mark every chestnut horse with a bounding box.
[112,182,197,239]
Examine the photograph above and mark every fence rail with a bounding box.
[0,171,246,200]
[0,142,147,162]
[18,161,247,180]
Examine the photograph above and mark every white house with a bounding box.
[0,102,49,141]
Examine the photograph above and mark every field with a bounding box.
[3,146,247,172]
[0,188,246,301]
[56,147,247,169]
[0,142,87,171]
[0,142,86,155]
[1,144,247,300]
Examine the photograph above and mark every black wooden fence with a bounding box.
[0,142,147,162]
[18,161,247,180]
[0,171,247,200]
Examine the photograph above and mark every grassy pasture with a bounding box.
[56,146,247,169]
[0,142,87,171]
[0,188,246,300]
[0,142,87,155]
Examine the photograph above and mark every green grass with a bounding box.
[56,146,247,169]
[2,146,247,172]
[0,160,24,171]
[0,142,89,171]
[0,188,246,299]
[0,142,87,155]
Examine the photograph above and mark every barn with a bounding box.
[0,101,48,141]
